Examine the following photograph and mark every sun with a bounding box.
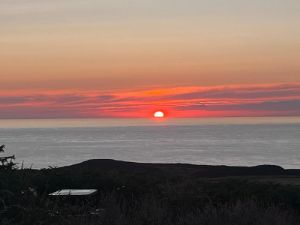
[153,111,165,118]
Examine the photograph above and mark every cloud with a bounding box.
[167,83,300,101]
[177,99,300,114]
[0,83,300,118]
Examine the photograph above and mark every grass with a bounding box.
[1,159,300,224]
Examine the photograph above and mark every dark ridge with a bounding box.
[58,159,292,178]
[286,169,300,176]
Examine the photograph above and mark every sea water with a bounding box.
[0,117,300,169]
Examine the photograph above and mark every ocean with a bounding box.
[0,117,300,169]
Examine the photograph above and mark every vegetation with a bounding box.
[1,146,300,224]
[0,145,16,170]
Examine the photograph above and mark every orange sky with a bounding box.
[1,1,300,118]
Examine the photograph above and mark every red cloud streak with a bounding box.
[1,83,300,119]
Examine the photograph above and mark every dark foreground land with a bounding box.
[2,159,300,225]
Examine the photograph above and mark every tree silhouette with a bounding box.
[0,145,16,170]
[0,144,5,152]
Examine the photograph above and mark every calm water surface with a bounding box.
[0,117,300,169]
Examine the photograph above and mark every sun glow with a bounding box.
[153,111,165,118]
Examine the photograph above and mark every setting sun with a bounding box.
[154,111,165,118]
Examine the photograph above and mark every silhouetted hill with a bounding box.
[2,159,300,224]
[59,159,296,178]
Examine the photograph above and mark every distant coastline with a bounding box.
[60,159,300,179]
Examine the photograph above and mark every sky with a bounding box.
[1,0,300,118]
